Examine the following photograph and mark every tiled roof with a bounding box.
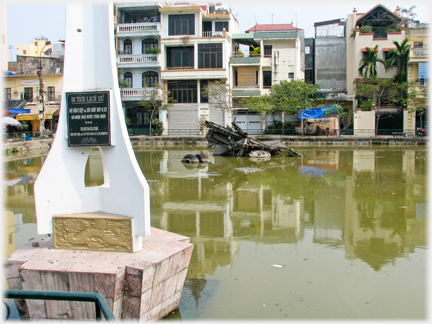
[246,24,301,33]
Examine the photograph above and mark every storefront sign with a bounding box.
[66,91,110,146]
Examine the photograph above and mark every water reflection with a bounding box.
[3,147,427,319]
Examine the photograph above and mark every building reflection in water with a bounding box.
[4,148,427,282]
[135,148,427,280]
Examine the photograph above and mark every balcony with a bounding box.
[201,31,225,38]
[230,55,261,64]
[411,48,428,58]
[117,22,160,37]
[117,54,159,68]
[120,87,159,101]
[162,68,227,80]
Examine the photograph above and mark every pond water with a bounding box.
[3,146,428,320]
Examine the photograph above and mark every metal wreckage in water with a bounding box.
[203,120,302,158]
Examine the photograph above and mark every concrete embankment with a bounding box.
[3,134,427,156]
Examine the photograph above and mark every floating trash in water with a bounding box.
[398,206,407,208]
[272,264,283,268]
[235,167,262,174]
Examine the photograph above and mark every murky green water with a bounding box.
[3,146,428,319]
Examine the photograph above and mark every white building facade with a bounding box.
[115,1,239,134]
[229,24,305,133]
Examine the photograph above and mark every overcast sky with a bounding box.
[6,0,431,61]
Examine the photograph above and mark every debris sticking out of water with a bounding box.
[235,167,262,174]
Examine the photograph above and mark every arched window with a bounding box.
[124,39,132,54]
[142,38,158,54]
[124,72,133,87]
[142,71,159,88]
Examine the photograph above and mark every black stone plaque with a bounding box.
[66,91,111,146]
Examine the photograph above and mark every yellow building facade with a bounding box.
[407,22,429,129]
[16,37,52,57]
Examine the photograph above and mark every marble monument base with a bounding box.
[3,227,193,321]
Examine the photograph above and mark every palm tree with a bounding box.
[358,45,386,79]
[385,38,410,81]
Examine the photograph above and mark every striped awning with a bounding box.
[418,62,428,79]
[16,107,59,121]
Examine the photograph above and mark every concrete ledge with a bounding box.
[4,135,426,156]
[4,138,53,154]
[3,227,193,321]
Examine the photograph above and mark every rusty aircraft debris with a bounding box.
[204,120,302,158]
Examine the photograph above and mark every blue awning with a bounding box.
[8,108,30,114]
[298,105,335,119]
[419,62,428,79]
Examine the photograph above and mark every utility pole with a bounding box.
[38,41,51,134]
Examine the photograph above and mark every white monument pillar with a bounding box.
[34,2,150,252]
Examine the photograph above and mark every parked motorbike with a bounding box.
[416,127,426,136]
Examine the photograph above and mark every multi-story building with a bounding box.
[159,1,238,132]
[304,37,314,85]
[115,1,238,134]
[3,55,63,131]
[115,1,163,134]
[16,37,52,57]
[346,4,409,133]
[406,19,429,129]
[313,18,352,129]
[229,23,305,133]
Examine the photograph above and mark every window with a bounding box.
[414,42,423,49]
[168,14,195,36]
[384,51,397,66]
[142,38,158,54]
[198,44,222,69]
[288,72,294,79]
[263,71,272,88]
[34,41,38,46]
[24,87,33,101]
[168,80,197,103]
[124,39,132,54]
[23,50,26,55]
[124,72,133,87]
[166,47,194,69]
[203,21,212,32]
[305,70,314,84]
[142,71,159,87]
[215,21,229,32]
[264,45,272,57]
[47,86,55,100]
[200,79,210,103]
[305,46,310,54]
[4,88,11,100]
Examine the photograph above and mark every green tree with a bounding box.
[358,45,386,79]
[244,94,274,133]
[201,80,233,127]
[355,78,407,134]
[407,80,428,128]
[323,104,347,135]
[385,38,410,82]
[269,80,321,115]
[243,80,321,134]
[138,83,172,136]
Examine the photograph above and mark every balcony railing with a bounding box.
[202,31,225,38]
[411,48,428,57]
[166,67,194,70]
[117,22,159,34]
[118,54,159,65]
[121,87,159,99]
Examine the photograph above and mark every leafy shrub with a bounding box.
[360,26,373,33]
